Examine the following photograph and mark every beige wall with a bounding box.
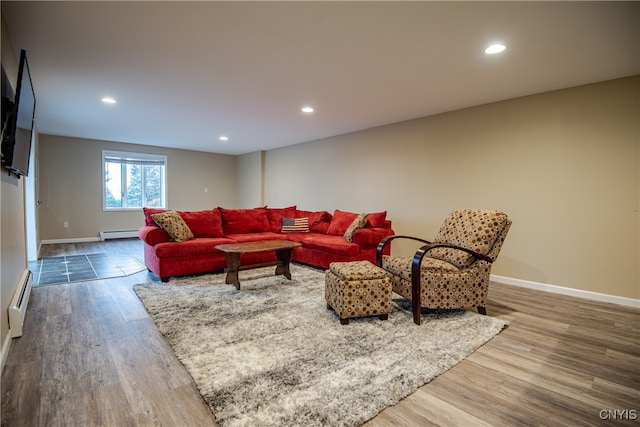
[0,173,27,353]
[1,16,28,355]
[38,135,238,240]
[264,76,639,300]
[237,150,264,208]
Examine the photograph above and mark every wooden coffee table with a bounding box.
[214,240,302,290]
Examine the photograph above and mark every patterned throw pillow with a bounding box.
[151,210,194,242]
[343,213,368,242]
[281,217,310,233]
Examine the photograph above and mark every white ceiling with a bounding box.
[2,1,639,155]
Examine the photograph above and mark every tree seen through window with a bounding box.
[103,150,166,209]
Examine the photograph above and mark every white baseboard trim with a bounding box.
[40,237,101,245]
[491,274,640,308]
[1,331,13,374]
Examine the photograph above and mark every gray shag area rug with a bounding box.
[134,264,507,427]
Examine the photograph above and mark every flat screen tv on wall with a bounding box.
[1,49,36,178]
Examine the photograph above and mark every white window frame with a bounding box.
[102,150,167,211]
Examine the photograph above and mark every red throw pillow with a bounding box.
[267,206,297,232]
[326,209,359,236]
[366,211,387,228]
[143,207,167,226]
[298,210,332,234]
[220,207,270,235]
[177,209,224,237]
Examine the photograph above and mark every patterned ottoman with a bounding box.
[325,260,392,325]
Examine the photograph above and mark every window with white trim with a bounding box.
[102,150,167,210]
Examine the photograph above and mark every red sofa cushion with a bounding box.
[143,207,167,226]
[283,232,314,243]
[267,206,297,232]
[139,225,171,246]
[177,209,224,238]
[298,210,332,234]
[351,227,394,248]
[301,235,360,257]
[366,211,387,228]
[225,232,284,242]
[144,208,224,237]
[155,237,236,258]
[220,207,271,235]
[326,209,359,236]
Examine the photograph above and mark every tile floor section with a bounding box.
[28,253,145,286]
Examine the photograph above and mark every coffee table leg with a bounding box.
[224,253,241,290]
[275,248,294,280]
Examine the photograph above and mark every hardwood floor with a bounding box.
[2,239,639,426]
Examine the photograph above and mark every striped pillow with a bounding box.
[281,217,310,233]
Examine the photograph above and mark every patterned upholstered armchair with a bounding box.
[376,209,511,325]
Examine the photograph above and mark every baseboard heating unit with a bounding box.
[8,269,32,338]
[99,230,138,241]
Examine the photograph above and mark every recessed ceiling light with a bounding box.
[102,97,117,104]
[301,106,314,113]
[219,136,229,141]
[485,44,506,55]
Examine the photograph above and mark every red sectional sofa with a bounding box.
[139,206,394,282]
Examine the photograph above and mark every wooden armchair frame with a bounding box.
[376,235,493,324]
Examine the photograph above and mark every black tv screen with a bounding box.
[1,49,36,177]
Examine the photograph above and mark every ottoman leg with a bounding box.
[340,318,349,325]
[379,314,388,321]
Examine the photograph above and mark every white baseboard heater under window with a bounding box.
[99,230,139,241]
[9,269,33,338]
